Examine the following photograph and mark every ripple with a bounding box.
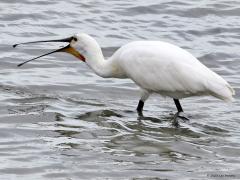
[0,0,240,179]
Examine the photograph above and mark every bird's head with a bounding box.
[13,33,96,67]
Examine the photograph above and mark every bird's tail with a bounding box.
[208,78,235,102]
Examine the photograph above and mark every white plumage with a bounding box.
[74,34,234,102]
[14,33,235,116]
[111,41,234,101]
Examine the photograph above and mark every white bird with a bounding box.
[13,33,235,120]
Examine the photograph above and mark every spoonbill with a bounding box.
[13,33,235,119]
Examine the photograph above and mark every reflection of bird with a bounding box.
[13,33,235,119]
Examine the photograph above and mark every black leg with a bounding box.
[137,100,144,116]
[172,99,189,125]
[173,99,183,112]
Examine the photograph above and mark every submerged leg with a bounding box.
[172,99,188,126]
[136,89,150,116]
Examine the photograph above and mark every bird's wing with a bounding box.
[114,41,233,100]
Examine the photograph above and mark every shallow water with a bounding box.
[0,0,240,179]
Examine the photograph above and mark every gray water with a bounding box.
[0,0,240,179]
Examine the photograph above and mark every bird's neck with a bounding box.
[84,45,113,78]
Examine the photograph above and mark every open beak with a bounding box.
[13,36,85,67]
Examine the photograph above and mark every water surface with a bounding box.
[0,0,240,179]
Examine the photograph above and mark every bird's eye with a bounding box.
[73,37,77,41]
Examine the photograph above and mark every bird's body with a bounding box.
[14,33,235,117]
[107,41,234,101]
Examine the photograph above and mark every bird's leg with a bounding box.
[173,99,189,125]
[136,89,150,116]
[173,99,183,112]
[137,100,144,116]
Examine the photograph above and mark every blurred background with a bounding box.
[0,0,239,179]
